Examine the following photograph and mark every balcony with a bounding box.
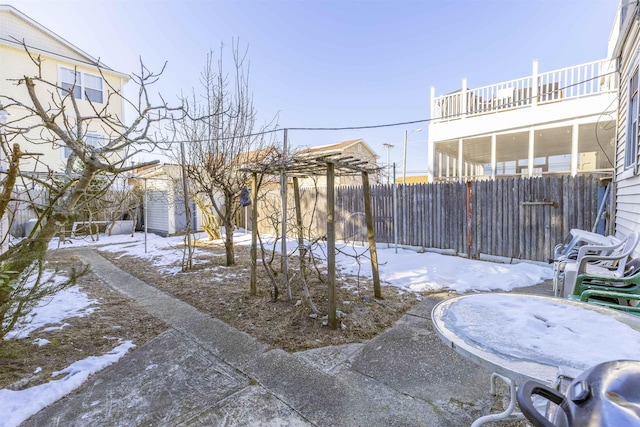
[427,59,618,182]
[431,59,617,121]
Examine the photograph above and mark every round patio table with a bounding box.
[432,293,640,426]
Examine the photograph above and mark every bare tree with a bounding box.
[171,41,277,266]
[0,44,172,338]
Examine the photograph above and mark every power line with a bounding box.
[287,118,430,132]
[144,117,432,145]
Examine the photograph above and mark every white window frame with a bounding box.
[59,66,104,104]
[61,132,103,161]
[625,66,639,172]
[59,67,81,99]
[83,73,103,103]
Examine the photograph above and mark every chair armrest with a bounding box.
[580,290,640,315]
[576,239,625,260]
[576,251,632,273]
[580,289,640,302]
[573,271,640,295]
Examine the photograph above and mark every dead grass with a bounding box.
[0,240,420,390]
[0,251,167,390]
[101,242,420,352]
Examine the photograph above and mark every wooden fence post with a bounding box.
[250,173,258,296]
[362,171,382,299]
[326,162,337,329]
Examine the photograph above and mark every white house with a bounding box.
[0,5,131,241]
[0,5,130,173]
[610,0,640,247]
[427,57,617,183]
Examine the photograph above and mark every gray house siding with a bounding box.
[614,1,640,256]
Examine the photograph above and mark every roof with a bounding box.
[240,139,381,178]
[297,138,379,159]
[134,163,182,178]
[236,146,282,166]
[0,5,128,78]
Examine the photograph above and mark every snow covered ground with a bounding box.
[1,231,554,426]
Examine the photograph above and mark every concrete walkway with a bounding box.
[24,249,548,426]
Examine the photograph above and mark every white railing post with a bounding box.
[430,85,437,120]
[461,77,468,118]
[528,129,535,177]
[532,59,539,107]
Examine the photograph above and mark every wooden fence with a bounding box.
[292,175,608,263]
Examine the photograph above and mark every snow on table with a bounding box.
[441,294,640,373]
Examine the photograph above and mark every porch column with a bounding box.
[528,129,535,177]
[490,134,497,180]
[458,138,464,183]
[445,153,450,178]
[571,123,579,176]
[427,86,436,182]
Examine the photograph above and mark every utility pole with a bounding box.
[393,162,398,253]
[382,143,394,185]
[403,128,421,185]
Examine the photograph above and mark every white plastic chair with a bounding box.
[561,231,640,298]
[551,230,619,297]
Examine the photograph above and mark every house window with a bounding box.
[85,133,101,148]
[62,133,102,160]
[626,68,639,170]
[59,67,104,104]
[84,74,103,103]
[60,67,82,99]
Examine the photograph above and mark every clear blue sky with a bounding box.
[6,0,619,175]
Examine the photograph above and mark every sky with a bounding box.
[3,0,619,175]
[2,230,639,425]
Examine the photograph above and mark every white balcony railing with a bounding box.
[431,59,618,121]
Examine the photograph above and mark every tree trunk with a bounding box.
[0,144,21,220]
[0,165,96,305]
[223,192,235,266]
[224,217,235,266]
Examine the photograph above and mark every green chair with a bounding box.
[560,232,640,298]
[568,258,640,316]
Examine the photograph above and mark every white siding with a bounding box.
[0,7,128,173]
[146,190,170,236]
[0,8,90,63]
[136,165,205,236]
[615,4,640,255]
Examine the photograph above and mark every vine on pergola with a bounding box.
[242,149,382,330]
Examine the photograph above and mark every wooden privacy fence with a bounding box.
[296,175,606,263]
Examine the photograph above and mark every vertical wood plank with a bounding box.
[326,163,336,329]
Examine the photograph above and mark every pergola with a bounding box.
[242,151,382,329]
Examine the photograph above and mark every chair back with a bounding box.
[611,232,640,277]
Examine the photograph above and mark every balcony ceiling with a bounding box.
[435,122,615,164]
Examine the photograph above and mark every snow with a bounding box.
[445,294,640,372]
[0,230,569,426]
[228,231,554,293]
[5,283,98,340]
[0,341,135,427]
